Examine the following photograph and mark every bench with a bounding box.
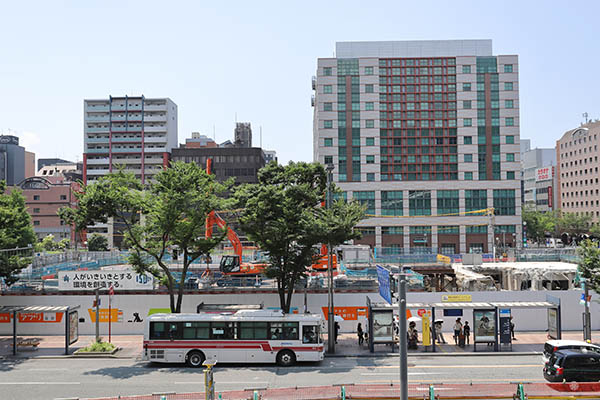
[17,338,40,351]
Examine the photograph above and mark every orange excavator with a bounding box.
[205,159,268,276]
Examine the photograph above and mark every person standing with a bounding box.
[463,321,470,345]
[357,323,364,346]
[334,321,340,344]
[510,316,516,340]
[453,318,463,345]
[434,320,446,344]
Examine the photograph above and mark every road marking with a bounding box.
[0,382,81,385]
[375,364,539,369]
[28,368,69,372]
[175,381,269,385]
[361,378,546,384]
[361,372,441,376]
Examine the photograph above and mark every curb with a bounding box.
[325,351,541,358]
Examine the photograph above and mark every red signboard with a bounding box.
[536,166,554,182]
[321,306,368,320]
[0,313,11,323]
[17,312,64,323]
[548,186,553,208]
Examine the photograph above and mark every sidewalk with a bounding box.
[1,331,599,359]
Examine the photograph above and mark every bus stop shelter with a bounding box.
[0,305,80,355]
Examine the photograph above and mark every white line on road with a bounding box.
[28,368,69,372]
[361,372,441,376]
[0,382,81,385]
[174,381,269,385]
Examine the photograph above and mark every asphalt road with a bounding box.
[0,355,547,400]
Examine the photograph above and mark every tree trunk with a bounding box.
[277,277,287,313]
[175,251,190,313]
[285,277,295,314]
[165,270,176,313]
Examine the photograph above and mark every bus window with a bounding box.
[270,322,299,340]
[211,322,236,339]
[183,322,210,339]
[303,325,318,344]
[150,322,166,339]
[239,321,268,339]
[168,322,182,340]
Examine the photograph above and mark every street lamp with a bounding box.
[326,163,335,354]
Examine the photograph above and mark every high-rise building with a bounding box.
[313,40,522,254]
[234,122,252,148]
[264,150,277,164]
[83,95,178,184]
[556,122,600,223]
[0,135,25,186]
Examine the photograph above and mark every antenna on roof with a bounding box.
[260,126,263,149]
[213,125,216,140]
[583,112,589,124]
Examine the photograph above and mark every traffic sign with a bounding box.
[376,265,392,305]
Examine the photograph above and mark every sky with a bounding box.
[0,1,599,165]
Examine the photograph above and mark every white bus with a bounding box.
[143,310,324,367]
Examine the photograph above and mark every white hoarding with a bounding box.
[58,270,154,291]
[535,166,554,182]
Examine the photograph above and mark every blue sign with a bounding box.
[376,265,392,304]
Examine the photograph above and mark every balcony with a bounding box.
[113,158,142,164]
[311,95,315,107]
[312,76,316,90]
[86,169,110,175]
[144,147,166,153]
[144,158,164,164]
[86,115,109,122]
[112,147,142,153]
[127,105,143,111]
[86,105,109,112]
[86,127,110,133]
[144,136,167,144]
[143,115,166,122]
[86,148,109,154]
[86,137,109,144]
[111,115,127,121]
[144,104,167,112]
[86,158,109,165]
[111,125,142,132]
[112,137,142,143]
[144,125,167,133]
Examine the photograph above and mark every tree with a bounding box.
[0,181,36,286]
[522,207,557,243]
[70,162,228,313]
[577,239,600,294]
[87,234,108,252]
[39,234,57,252]
[58,206,87,250]
[558,212,592,241]
[236,162,364,313]
[57,238,70,250]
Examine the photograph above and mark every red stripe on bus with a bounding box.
[145,344,322,352]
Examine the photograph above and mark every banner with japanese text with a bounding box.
[58,269,154,291]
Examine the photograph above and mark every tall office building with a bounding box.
[0,135,25,186]
[83,95,178,184]
[556,121,600,223]
[234,122,252,148]
[521,145,556,210]
[313,40,522,254]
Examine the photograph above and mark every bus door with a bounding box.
[165,322,185,363]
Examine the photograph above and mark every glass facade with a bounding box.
[381,190,403,216]
[476,57,500,181]
[409,190,431,216]
[437,190,459,215]
[337,59,361,182]
[353,191,375,215]
[493,189,516,215]
[465,189,487,212]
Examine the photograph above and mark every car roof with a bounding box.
[546,340,600,348]
[555,349,600,357]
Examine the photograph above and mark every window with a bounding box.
[366,155,375,164]
[354,191,375,215]
[493,189,516,215]
[464,136,473,144]
[239,322,269,339]
[182,322,211,339]
[464,154,473,162]
[382,191,403,216]
[409,190,431,216]
[437,190,459,215]
[463,100,472,109]
[462,65,471,74]
[365,102,374,111]
[324,120,333,129]
[365,120,375,128]
[323,67,332,76]
[506,135,515,144]
[505,100,514,109]
[211,322,236,339]
[324,156,333,164]
[505,117,514,126]
[504,64,513,73]
[463,118,472,127]
[410,226,431,234]
[302,325,319,344]
[504,82,513,91]
[439,225,459,234]
[366,137,375,146]
[507,171,515,180]
[466,225,487,234]
[33,195,40,200]
[464,172,473,180]
[324,85,332,94]
[324,138,333,147]
[365,84,374,93]
[33,208,40,213]
[365,66,374,75]
[506,153,515,162]
[465,190,487,212]
[33,220,40,226]
[269,322,299,340]
[463,83,471,91]
[382,226,403,235]
[324,102,333,111]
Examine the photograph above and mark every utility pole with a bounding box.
[326,163,335,354]
[94,288,100,342]
[398,273,408,400]
[583,280,592,342]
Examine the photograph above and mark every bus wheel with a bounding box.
[186,350,205,368]
[276,350,296,367]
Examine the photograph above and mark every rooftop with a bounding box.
[335,39,493,58]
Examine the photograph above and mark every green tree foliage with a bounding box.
[57,238,70,250]
[71,162,228,312]
[0,181,36,286]
[558,212,591,237]
[522,207,557,243]
[577,239,600,294]
[58,206,87,250]
[39,234,57,252]
[236,162,364,313]
[87,234,109,252]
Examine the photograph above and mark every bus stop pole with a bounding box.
[12,310,17,356]
[398,274,408,400]
[431,306,436,353]
[95,288,100,342]
[65,309,70,355]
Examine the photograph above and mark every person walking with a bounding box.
[357,323,364,346]
[463,321,470,345]
[453,318,463,345]
[334,321,340,344]
[510,316,516,340]
[434,320,446,344]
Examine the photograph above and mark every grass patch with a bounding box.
[79,340,117,353]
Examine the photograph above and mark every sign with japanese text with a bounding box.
[548,186,553,208]
[69,311,79,344]
[376,265,392,304]
[441,294,472,302]
[535,166,554,182]
[87,308,123,323]
[58,269,154,291]
[422,312,431,347]
[321,306,368,321]
[0,313,11,323]
[18,312,64,323]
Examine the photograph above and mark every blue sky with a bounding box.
[0,1,598,165]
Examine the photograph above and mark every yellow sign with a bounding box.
[437,254,451,264]
[441,294,472,302]
[422,312,431,346]
[87,308,122,323]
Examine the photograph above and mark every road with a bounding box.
[0,355,546,400]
